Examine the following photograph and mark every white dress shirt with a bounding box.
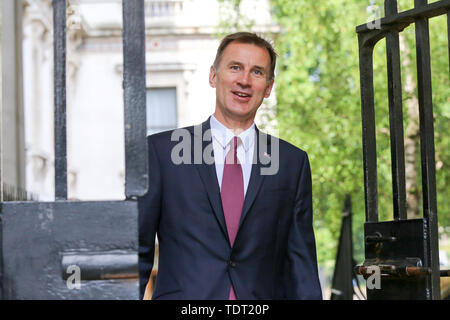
[210,115,255,196]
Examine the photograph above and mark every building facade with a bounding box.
[7,0,278,201]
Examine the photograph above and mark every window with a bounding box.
[146,87,177,135]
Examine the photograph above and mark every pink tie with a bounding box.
[221,136,244,300]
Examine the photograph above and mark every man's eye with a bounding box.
[231,65,240,70]
[253,69,263,75]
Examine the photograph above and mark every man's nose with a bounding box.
[237,71,251,87]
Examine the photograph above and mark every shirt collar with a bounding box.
[210,114,255,152]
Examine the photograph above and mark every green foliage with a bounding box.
[271,0,373,266]
[270,0,450,269]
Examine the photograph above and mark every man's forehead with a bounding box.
[221,42,271,66]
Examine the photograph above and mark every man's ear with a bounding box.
[209,66,217,88]
[264,79,274,98]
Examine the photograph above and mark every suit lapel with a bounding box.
[238,127,271,228]
[191,118,230,244]
[190,119,273,244]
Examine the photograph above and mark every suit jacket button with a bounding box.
[229,261,236,268]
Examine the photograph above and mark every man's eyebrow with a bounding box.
[227,61,266,71]
[227,60,243,66]
[253,65,266,71]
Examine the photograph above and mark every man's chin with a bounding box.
[227,105,258,117]
[228,109,256,120]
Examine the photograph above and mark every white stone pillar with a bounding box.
[1,0,26,199]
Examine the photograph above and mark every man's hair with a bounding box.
[212,32,277,81]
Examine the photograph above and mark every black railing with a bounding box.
[356,0,450,299]
[53,0,67,200]
[51,0,148,201]
[0,0,148,300]
[1,184,39,202]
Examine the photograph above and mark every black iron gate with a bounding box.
[0,0,148,299]
[355,0,450,299]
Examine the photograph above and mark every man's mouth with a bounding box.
[232,91,252,98]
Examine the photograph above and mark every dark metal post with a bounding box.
[414,0,440,300]
[53,0,67,200]
[385,0,407,220]
[330,195,355,300]
[358,37,378,223]
[122,0,148,198]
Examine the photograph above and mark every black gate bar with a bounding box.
[53,0,67,201]
[122,0,148,199]
[385,0,407,220]
[414,0,440,300]
[358,32,378,223]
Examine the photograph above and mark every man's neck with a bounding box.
[213,112,255,136]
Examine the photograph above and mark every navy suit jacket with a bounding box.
[138,118,322,300]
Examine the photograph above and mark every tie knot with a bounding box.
[232,136,240,153]
[226,136,241,165]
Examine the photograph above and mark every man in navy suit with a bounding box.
[138,32,322,300]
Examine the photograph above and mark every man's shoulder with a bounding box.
[146,124,197,145]
[263,131,308,159]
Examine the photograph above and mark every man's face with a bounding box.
[209,41,274,124]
